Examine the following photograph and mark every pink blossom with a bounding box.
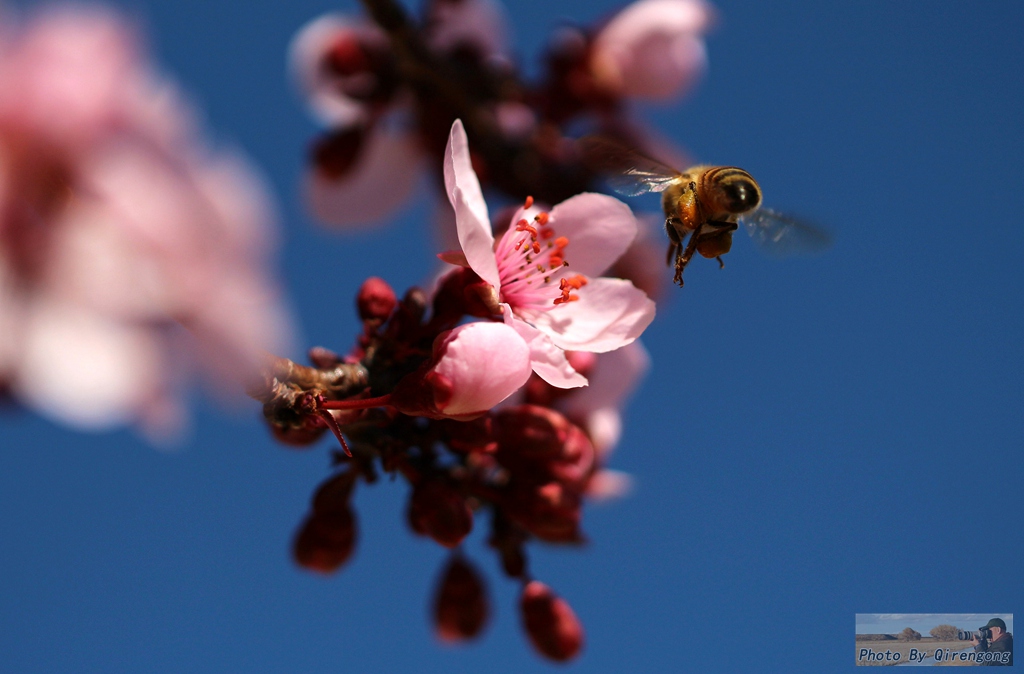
[591,0,713,100]
[0,7,292,436]
[443,120,655,388]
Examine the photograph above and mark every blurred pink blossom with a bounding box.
[290,2,516,230]
[0,6,293,436]
[591,0,713,100]
[443,120,655,389]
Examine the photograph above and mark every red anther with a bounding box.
[357,276,398,322]
[515,221,538,238]
[553,236,568,249]
[523,195,534,209]
[408,480,473,548]
[554,276,587,305]
[531,241,541,254]
[539,227,555,240]
[519,581,584,662]
[433,556,490,642]
[535,212,550,225]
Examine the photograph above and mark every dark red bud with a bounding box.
[356,276,398,322]
[432,556,490,642]
[504,481,582,543]
[437,416,496,455]
[323,33,372,76]
[311,127,365,180]
[520,581,584,662]
[312,471,357,515]
[293,507,357,574]
[388,366,455,420]
[494,406,597,488]
[408,480,473,548]
[271,422,326,447]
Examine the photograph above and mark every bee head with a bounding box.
[712,168,762,215]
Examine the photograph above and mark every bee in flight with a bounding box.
[579,137,831,286]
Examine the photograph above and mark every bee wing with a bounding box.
[741,208,833,256]
[577,136,681,196]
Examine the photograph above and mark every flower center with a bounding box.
[493,197,587,312]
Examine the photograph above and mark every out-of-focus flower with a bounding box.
[390,321,532,420]
[561,340,650,457]
[520,580,584,662]
[432,555,490,642]
[0,6,292,436]
[290,14,425,228]
[291,2,514,230]
[443,119,655,388]
[591,0,713,100]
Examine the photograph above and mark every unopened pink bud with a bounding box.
[408,480,473,548]
[391,322,531,420]
[356,276,398,322]
[432,556,490,642]
[520,581,584,662]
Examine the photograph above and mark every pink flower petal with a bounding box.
[432,321,532,415]
[547,193,639,278]
[502,305,587,389]
[592,0,712,100]
[561,341,650,455]
[529,277,655,353]
[444,120,499,287]
[563,341,650,415]
[16,299,163,429]
[586,469,635,501]
[306,129,424,227]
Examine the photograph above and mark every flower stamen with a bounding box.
[553,275,587,305]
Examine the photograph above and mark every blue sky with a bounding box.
[2,0,1022,672]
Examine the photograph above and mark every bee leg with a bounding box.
[674,223,704,286]
[665,241,678,266]
[716,256,725,269]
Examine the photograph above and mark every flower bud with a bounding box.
[408,480,473,548]
[293,507,357,573]
[520,581,584,662]
[494,405,596,489]
[390,322,531,420]
[504,480,582,543]
[432,556,490,642]
[356,276,397,322]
